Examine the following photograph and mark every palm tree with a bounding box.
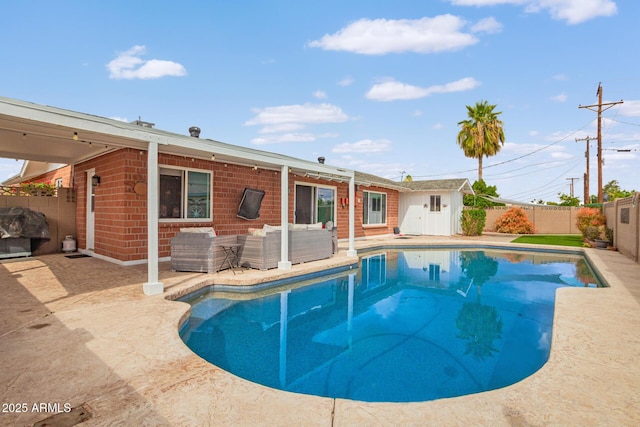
[457,101,505,181]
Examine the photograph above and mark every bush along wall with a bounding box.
[461,209,486,236]
[494,207,535,234]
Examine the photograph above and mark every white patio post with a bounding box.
[278,164,292,270]
[347,174,357,257]
[143,141,164,295]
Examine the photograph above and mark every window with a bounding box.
[160,167,211,220]
[363,191,387,225]
[55,178,63,188]
[430,195,441,212]
[295,184,336,226]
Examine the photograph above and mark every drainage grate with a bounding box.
[64,254,91,259]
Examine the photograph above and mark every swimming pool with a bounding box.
[179,247,603,402]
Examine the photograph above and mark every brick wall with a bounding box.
[75,148,399,262]
[28,165,73,188]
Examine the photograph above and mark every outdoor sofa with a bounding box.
[170,228,238,273]
[237,223,333,270]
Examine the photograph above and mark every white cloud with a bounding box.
[470,17,503,34]
[550,151,573,159]
[618,100,640,117]
[106,45,187,80]
[338,76,354,86]
[251,133,318,145]
[366,77,480,101]
[251,132,339,145]
[245,103,349,126]
[313,90,328,99]
[449,0,617,25]
[529,130,540,136]
[246,104,348,145]
[550,93,568,102]
[333,157,407,180]
[525,0,617,25]
[433,123,444,129]
[259,123,305,134]
[332,139,392,153]
[308,15,479,55]
[552,73,568,81]
[501,141,571,158]
[413,110,424,117]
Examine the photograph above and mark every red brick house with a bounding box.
[0,96,405,294]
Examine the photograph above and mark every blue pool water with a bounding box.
[179,248,603,402]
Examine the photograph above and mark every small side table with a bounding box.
[216,243,243,275]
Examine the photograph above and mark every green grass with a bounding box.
[510,234,585,247]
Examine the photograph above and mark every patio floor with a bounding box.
[1,235,639,426]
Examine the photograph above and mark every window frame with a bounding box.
[363,190,387,225]
[159,166,213,222]
[294,181,337,226]
[430,195,442,212]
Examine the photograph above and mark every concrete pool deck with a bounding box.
[1,234,639,426]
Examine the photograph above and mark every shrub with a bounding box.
[494,207,535,234]
[576,207,605,236]
[583,225,602,241]
[461,209,486,236]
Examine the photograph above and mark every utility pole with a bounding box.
[579,83,623,203]
[575,136,592,204]
[566,177,579,198]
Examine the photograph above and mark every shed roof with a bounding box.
[403,178,474,194]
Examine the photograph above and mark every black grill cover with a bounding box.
[0,207,50,240]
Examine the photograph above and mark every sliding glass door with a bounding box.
[295,184,336,226]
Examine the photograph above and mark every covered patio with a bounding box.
[0,96,359,295]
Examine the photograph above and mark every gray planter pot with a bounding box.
[595,239,609,249]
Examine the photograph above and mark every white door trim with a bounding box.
[86,169,95,251]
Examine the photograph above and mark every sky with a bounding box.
[1,0,638,203]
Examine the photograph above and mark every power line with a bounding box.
[504,157,583,199]
[406,120,594,181]
[605,118,640,127]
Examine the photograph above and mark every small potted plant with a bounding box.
[583,225,608,248]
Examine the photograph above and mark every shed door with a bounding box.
[424,194,449,236]
[399,193,426,235]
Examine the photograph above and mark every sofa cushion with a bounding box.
[179,227,216,237]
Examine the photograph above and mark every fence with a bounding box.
[480,206,582,234]
[604,194,640,263]
[0,187,76,256]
